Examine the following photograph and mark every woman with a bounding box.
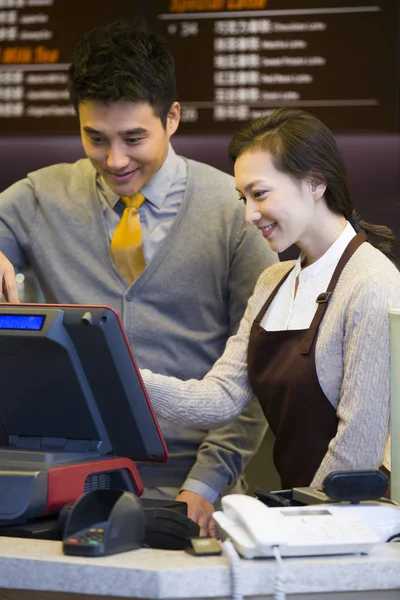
[141,108,400,489]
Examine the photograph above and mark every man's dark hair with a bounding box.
[68,20,177,127]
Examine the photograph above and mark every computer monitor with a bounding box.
[0,304,168,462]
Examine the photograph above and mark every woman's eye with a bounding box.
[253,190,267,199]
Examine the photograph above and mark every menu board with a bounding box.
[0,0,398,133]
[0,0,142,133]
[146,0,399,132]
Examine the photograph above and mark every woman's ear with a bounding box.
[309,178,327,200]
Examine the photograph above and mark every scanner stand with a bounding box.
[254,470,390,508]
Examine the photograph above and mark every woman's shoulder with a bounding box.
[255,260,296,291]
[247,260,295,317]
[339,242,400,307]
[345,242,400,283]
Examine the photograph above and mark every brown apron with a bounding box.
[247,231,367,488]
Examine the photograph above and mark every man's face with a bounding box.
[79,100,180,196]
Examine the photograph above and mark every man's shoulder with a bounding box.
[185,158,235,191]
[27,158,95,186]
[182,158,243,216]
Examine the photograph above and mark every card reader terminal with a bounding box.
[64,523,107,557]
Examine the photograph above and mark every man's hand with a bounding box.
[175,490,217,537]
[0,251,19,303]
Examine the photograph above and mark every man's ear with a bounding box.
[166,102,180,136]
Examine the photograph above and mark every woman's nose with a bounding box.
[245,199,262,226]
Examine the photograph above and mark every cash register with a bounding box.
[0,303,168,528]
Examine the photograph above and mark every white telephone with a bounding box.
[213,494,400,559]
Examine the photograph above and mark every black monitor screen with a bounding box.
[0,304,168,463]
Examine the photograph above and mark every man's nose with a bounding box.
[107,145,130,170]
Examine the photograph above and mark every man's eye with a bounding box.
[125,137,142,144]
[90,137,105,144]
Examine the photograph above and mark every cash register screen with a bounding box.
[0,304,168,462]
[0,314,45,330]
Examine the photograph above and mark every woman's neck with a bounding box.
[299,208,348,268]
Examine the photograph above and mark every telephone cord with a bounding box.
[222,539,243,600]
[222,539,287,600]
[272,545,286,600]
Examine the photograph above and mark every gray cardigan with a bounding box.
[0,157,277,497]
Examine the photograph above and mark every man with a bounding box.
[0,20,277,535]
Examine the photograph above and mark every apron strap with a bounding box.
[254,266,295,325]
[301,230,368,355]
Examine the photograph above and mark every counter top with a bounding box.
[0,537,399,599]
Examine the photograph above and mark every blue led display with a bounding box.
[0,314,45,331]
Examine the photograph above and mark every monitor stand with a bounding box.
[0,447,143,525]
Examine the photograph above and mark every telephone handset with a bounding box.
[214,494,285,559]
[213,494,385,559]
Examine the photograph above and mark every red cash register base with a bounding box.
[46,457,143,514]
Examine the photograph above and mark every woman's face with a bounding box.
[234,149,319,255]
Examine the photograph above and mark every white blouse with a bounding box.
[262,222,356,331]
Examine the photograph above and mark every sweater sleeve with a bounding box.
[141,295,254,428]
[141,264,296,429]
[0,177,38,269]
[311,267,400,487]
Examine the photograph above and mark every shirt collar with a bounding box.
[97,143,179,210]
[294,221,357,280]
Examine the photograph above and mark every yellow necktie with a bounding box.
[111,193,146,284]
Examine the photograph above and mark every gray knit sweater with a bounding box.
[142,242,400,487]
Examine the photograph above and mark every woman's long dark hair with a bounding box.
[229,108,395,260]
